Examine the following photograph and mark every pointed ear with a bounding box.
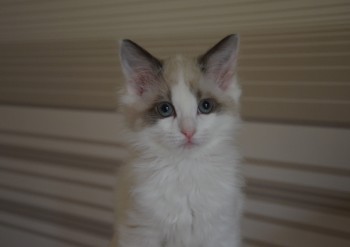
[198,34,239,90]
[119,39,162,96]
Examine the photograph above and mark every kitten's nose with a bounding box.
[181,129,195,140]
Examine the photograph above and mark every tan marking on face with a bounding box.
[120,75,171,130]
[162,55,202,90]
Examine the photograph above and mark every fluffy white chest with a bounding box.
[132,155,240,243]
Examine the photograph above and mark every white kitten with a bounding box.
[113,35,243,247]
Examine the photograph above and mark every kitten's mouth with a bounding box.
[181,139,199,149]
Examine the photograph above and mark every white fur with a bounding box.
[117,65,243,247]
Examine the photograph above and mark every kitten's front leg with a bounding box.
[117,224,161,247]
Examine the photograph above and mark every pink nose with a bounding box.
[181,130,195,140]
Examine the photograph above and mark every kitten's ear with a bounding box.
[198,34,239,90]
[119,39,162,96]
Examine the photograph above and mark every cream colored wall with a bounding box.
[0,0,350,246]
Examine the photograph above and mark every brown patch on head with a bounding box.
[162,55,202,92]
[120,74,172,130]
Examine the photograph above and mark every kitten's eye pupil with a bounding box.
[198,99,215,114]
[161,104,169,112]
[156,102,174,118]
[203,101,210,109]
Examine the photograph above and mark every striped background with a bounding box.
[0,0,350,246]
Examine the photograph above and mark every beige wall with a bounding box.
[0,0,350,246]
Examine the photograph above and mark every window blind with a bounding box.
[0,0,349,126]
[0,1,349,246]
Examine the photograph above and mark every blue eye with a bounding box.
[156,102,174,118]
[198,99,215,114]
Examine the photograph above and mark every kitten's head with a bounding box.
[119,35,241,157]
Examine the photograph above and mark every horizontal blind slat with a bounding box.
[242,216,350,247]
[0,187,114,224]
[245,198,350,234]
[0,170,113,208]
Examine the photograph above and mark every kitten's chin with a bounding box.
[176,138,214,155]
[151,139,201,155]
[180,141,198,150]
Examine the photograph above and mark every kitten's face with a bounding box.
[119,35,240,155]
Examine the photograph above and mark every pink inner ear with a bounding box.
[215,53,237,90]
[130,69,155,96]
[136,81,145,95]
[218,69,235,90]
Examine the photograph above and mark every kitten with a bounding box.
[113,35,243,247]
